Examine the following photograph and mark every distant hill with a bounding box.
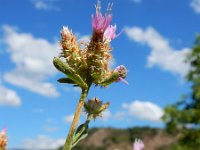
[59,127,178,150]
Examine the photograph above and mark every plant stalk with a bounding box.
[62,89,88,150]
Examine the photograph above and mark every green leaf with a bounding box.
[71,132,88,148]
[53,57,88,89]
[99,72,120,86]
[57,78,75,84]
[71,122,89,148]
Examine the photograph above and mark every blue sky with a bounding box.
[0,0,200,149]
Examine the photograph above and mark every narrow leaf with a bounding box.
[57,78,75,84]
[100,72,120,86]
[53,57,88,89]
[73,123,88,143]
[71,133,88,148]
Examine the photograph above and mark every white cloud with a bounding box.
[43,126,59,132]
[2,25,59,97]
[21,135,65,150]
[191,0,200,13]
[123,100,164,122]
[125,26,191,77]
[0,85,21,107]
[113,111,126,121]
[98,110,125,121]
[73,87,81,92]
[64,114,74,123]
[79,35,90,42]
[32,0,60,11]
[99,109,112,121]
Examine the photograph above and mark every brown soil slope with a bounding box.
[71,127,177,150]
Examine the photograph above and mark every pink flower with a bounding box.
[118,77,129,84]
[92,0,113,33]
[133,139,144,150]
[114,65,128,84]
[104,25,120,42]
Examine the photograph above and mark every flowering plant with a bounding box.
[133,139,144,150]
[0,129,7,150]
[53,1,127,149]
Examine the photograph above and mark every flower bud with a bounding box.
[61,26,72,40]
[60,26,74,50]
[60,26,87,73]
[114,65,128,84]
[84,97,110,119]
[114,65,127,78]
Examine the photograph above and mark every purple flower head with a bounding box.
[92,0,113,33]
[114,65,128,84]
[104,25,121,42]
[133,139,144,150]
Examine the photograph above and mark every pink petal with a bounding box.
[119,77,129,85]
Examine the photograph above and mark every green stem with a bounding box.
[86,114,93,122]
[62,89,88,150]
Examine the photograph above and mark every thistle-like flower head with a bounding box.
[133,139,144,150]
[84,97,110,119]
[104,25,119,42]
[0,129,7,150]
[61,26,72,39]
[114,65,128,84]
[92,0,113,33]
[59,26,87,72]
[60,26,74,50]
[54,0,128,89]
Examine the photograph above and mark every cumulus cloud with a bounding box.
[125,26,191,77]
[112,111,126,121]
[0,85,21,107]
[123,100,164,122]
[43,126,59,132]
[99,109,112,121]
[31,0,60,11]
[21,135,65,150]
[99,110,125,121]
[191,0,200,13]
[64,114,74,123]
[79,35,90,42]
[2,25,59,97]
[73,87,81,92]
